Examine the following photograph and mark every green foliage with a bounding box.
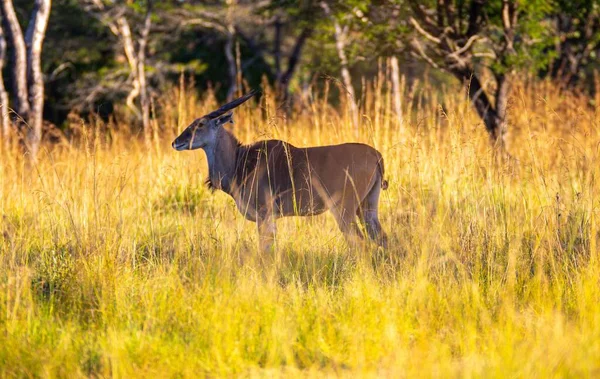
[494,0,555,73]
[8,0,600,126]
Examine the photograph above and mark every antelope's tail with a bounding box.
[377,155,389,190]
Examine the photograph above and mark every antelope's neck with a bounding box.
[204,128,240,193]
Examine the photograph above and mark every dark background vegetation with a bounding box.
[2,0,600,153]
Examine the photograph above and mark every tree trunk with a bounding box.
[224,0,237,100]
[390,56,403,128]
[273,17,282,84]
[116,4,153,139]
[138,1,152,140]
[25,0,51,158]
[278,27,311,102]
[333,21,358,132]
[118,16,141,120]
[453,69,509,148]
[0,20,10,147]
[1,0,29,120]
[493,73,510,149]
[224,26,237,100]
[320,1,358,132]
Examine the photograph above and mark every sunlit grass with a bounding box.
[1,78,600,376]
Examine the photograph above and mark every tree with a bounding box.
[233,1,316,104]
[1,0,29,122]
[320,1,359,132]
[408,0,526,148]
[26,0,52,157]
[170,1,240,100]
[0,13,10,146]
[542,1,600,94]
[81,0,153,141]
[1,0,51,157]
[390,55,403,128]
[167,0,315,106]
[363,0,552,149]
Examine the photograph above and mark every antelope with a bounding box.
[172,91,388,251]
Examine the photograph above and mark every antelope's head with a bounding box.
[172,90,258,151]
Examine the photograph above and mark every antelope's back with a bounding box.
[301,142,383,194]
[234,140,383,215]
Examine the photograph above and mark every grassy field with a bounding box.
[1,78,600,377]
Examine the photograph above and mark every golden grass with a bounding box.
[1,77,599,377]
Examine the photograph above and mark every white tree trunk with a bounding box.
[224,25,237,100]
[116,4,152,139]
[138,2,152,140]
[273,17,282,84]
[0,19,10,146]
[117,16,142,120]
[1,0,30,120]
[225,0,237,100]
[25,0,51,158]
[320,2,358,134]
[390,56,403,128]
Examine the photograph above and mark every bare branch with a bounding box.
[180,18,227,34]
[409,38,440,69]
[407,0,441,36]
[454,34,481,56]
[409,16,441,44]
[501,0,517,52]
[116,16,137,73]
[473,52,497,59]
[48,62,74,81]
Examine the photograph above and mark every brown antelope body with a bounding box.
[172,91,388,251]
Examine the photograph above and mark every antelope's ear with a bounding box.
[215,112,234,127]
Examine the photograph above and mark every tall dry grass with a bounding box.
[1,74,599,377]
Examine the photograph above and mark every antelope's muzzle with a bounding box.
[172,138,188,151]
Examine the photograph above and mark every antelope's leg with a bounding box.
[360,209,388,248]
[332,205,364,247]
[257,214,277,252]
[358,178,388,248]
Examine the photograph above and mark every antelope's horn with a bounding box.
[204,90,259,120]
